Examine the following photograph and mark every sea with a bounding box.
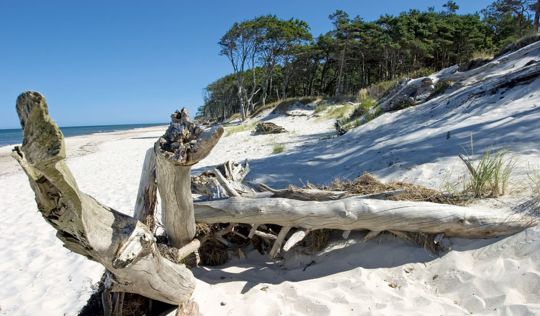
[0,123,166,147]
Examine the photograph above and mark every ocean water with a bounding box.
[0,123,165,147]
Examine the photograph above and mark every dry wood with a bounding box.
[195,196,538,238]
[363,230,380,241]
[213,168,241,197]
[253,230,278,240]
[255,122,287,134]
[283,229,309,251]
[269,226,291,258]
[176,239,202,261]
[259,183,350,201]
[12,92,196,305]
[154,109,223,248]
[133,148,158,229]
[248,224,259,238]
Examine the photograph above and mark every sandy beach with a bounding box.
[1,101,540,315]
[2,42,540,316]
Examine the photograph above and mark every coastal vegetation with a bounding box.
[197,0,540,122]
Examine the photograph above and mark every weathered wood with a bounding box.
[194,196,538,238]
[134,148,158,230]
[177,239,202,261]
[154,109,223,248]
[192,160,254,199]
[255,122,287,134]
[191,172,228,199]
[269,226,291,258]
[248,224,259,238]
[283,229,309,251]
[258,184,404,201]
[213,168,241,197]
[12,92,196,305]
[259,183,350,201]
[253,230,278,240]
[363,230,380,241]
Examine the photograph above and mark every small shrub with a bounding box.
[496,33,540,57]
[271,143,285,154]
[358,67,434,101]
[339,97,381,130]
[459,150,515,198]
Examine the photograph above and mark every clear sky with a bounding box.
[0,0,493,129]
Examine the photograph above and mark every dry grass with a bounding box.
[325,172,468,205]
[529,170,540,200]
[316,103,355,121]
[199,238,229,266]
[249,96,320,118]
[301,229,331,253]
[224,122,256,136]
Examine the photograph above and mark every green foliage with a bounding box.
[460,150,516,198]
[200,3,537,121]
[339,97,381,129]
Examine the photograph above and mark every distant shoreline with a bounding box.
[0,123,167,147]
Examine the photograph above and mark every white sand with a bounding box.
[1,43,540,315]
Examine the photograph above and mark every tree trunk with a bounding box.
[134,148,158,230]
[12,91,197,306]
[534,0,540,32]
[154,109,224,248]
[194,196,538,238]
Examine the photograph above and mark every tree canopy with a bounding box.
[198,1,539,121]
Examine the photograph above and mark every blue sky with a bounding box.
[0,0,492,129]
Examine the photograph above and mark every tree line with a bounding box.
[197,0,540,121]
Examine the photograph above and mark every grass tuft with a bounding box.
[224,122,256,136]
[459,149,515,198]
[271,143,285,154]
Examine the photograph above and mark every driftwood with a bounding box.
[154,109,223,248]
[194,196,538,238]
[255,122,287,134]
[12,92,197,306]
[192,160,254,199]
[134,148,158,229]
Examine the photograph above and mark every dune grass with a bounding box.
[459,149,515,198]
[249,96,320,118]
[271,143,285,154]
[315,103,354,121]
[224,122,256,136]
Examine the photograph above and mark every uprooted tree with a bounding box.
[13,91,539,315]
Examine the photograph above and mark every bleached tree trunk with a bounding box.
[134,148,158,229]
[12,92,197,306]
[154,109,224,248]
[194,196,538,238]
